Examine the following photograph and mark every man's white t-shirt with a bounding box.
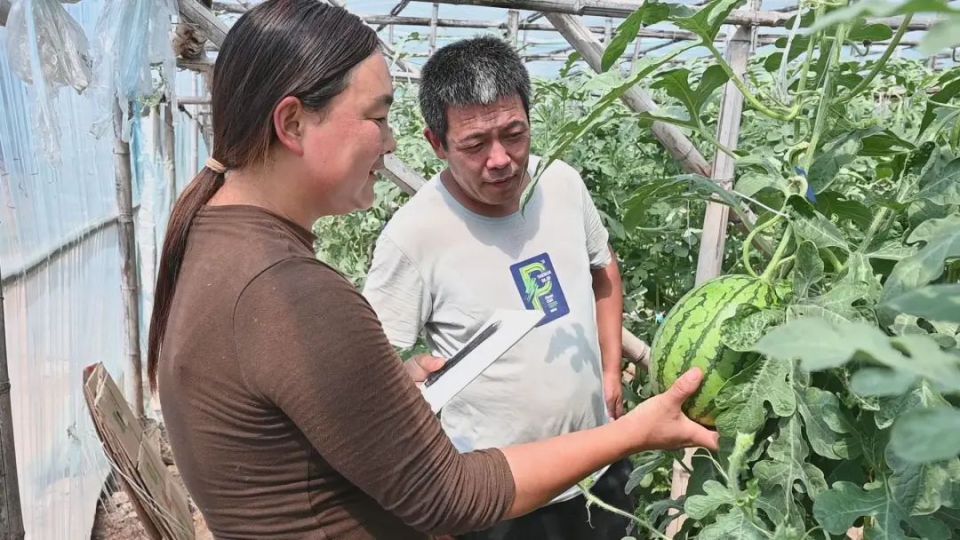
[363,156,613,502]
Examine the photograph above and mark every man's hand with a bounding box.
[603,370,625,420]
[404,354,446,384]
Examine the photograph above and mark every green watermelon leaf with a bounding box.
[684,479,736,519]
[756,319,960,393]
[791,213,849,251]
[920,76,960,135]
[807,151,855,193]
[715,357,796,435]
[890,407,960,463]
[792,241,824,299]
[720,307,785,352]
[650,65,729,123]
[887,446,960,516]
[600,3,673,72]
[866,239,919,261]
[875,381,950,429]
[883,214,960,300]
[847,21,894,42]
[812,480,951,540]
[697,508,769,539]
[753,416,829,508]
[883,284,960,323]
[673,0,746,43]
[796,386,859,460]
[916,157,960,206]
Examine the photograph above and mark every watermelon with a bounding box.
[650,275,776,426]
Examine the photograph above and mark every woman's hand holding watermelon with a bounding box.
[621,367,720,452]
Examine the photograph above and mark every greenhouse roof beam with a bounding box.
[415,0,936,31]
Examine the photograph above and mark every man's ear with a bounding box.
[423,128,447,160]
[273,96,307,156]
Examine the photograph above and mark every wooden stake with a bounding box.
[669,14,757,539]
[113,103,144,418]
[507,10,520,48]
[429,3,439,54]
[0,263,25,540]
[163,100,178,220]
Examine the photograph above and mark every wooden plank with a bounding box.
[83,363,194,540]
[544,13,711,176]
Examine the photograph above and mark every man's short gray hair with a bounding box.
[419,36,531,147]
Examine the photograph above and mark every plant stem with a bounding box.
[760,227,794,282]
[704,42,800,122]
[822,247,843,273]
[578,482,670,540]
[742,215,782,278]
[836,14,914,105]
[778,6,806,101]
[726,432,756,498]
[802,23,848,170]
[858,161,920,251]
[793,6,824,141]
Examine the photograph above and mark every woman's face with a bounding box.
[301,52,396,216]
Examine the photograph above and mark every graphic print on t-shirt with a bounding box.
[510,252,570,326]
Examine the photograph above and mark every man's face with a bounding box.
[425,94,531,216]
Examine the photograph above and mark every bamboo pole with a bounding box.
[544,13,711,176]
[507,9,520,47]
[0,0,10,27]
[114,104,144,418]
[429,3,439,54]
[178,0,229,45]
[360,16,925,48]
[631,33,642,73]
[0,263,24,540]
[164,101,178,213]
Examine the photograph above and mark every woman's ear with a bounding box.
[273,96,306,156]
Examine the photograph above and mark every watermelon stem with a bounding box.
[577,481,670,539]
[741,215,783,278]
[760,226,794,283]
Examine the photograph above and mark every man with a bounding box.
[363,36,632,539]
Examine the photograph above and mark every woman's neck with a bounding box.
[208,164,316,231]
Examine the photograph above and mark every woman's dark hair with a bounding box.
[148,0,379,389]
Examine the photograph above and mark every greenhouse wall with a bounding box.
[0,1,205,536]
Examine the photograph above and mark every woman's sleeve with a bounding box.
[233,257,516,535]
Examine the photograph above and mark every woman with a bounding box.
[148,1,718,538]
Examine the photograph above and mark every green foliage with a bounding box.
[567,0,960,537]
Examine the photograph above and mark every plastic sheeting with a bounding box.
[0,0,208,537]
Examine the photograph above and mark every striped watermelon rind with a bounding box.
[650,275,776,426]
